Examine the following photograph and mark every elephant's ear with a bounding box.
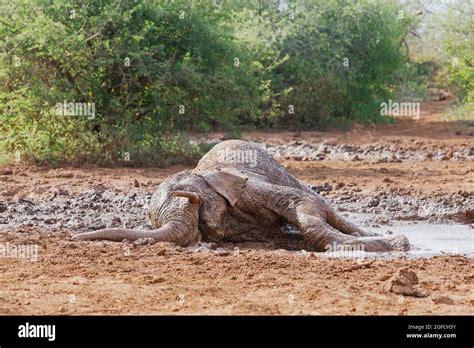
[200,169,247,206]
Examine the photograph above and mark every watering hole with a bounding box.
[338,213,474,258]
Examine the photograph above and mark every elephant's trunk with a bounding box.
[74,188,202,245]
[73,209,199,246]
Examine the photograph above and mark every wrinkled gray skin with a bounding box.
[74,140,410,252]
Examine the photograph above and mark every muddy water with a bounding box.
[347,213,474,258]
[390,222,473,256]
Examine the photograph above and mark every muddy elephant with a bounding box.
[74,140,410,252]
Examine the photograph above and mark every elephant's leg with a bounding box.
[325,208,377,237]
[294,207,409,252]
[290,205,410,252]
[301,185,376,237]
[246,181,409,252]
[293,213,357,251]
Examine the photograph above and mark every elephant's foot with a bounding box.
[343,235,410,252]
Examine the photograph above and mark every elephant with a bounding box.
[73,140,410,252]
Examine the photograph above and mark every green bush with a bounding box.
[0,0,417,164]
[443,3,473,104]
[0,0,272,164]
[274,0,412,128]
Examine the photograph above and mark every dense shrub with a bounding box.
[274,0,412,128]
[0,0,419,164]
[442,3,473,104]
[0,0,271,163]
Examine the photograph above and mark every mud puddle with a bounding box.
[386,222,473,257]
[344,213,474,258]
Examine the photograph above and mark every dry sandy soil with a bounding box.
[0,99,473,315]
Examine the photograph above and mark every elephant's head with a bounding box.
[73,169,248,245]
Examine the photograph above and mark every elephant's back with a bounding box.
[195,140,311,192]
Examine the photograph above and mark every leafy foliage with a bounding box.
[0,0,269,163]
[442,2,474,104]
[0,0,429,164]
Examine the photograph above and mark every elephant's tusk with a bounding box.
[171,190,200,204]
